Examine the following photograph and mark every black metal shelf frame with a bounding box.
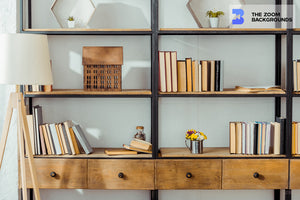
[19,0,294,200]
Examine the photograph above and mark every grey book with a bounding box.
[33,105,43,155]
[49,124,62,155]
[72,125,93,154]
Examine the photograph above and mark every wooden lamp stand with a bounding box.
[0,92,40,200]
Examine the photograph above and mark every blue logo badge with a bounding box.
[232,9,244,24]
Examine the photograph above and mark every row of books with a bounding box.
[158,51,224,93]
[27,105,93,155]
[292,122,300,154]
[18,84,53,92]
[293,60,300,91]
[229,118,286,155]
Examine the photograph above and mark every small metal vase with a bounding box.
[185,139,203,154]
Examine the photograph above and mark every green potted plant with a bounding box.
[67,16,75,28]
[206,10,224,28]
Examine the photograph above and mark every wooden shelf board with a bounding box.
[23,28,152,32]
[159,88,286,95]
[25,89,152,96]
[160,28,286,32]
[159,147,286,158]
[33,148,152,158]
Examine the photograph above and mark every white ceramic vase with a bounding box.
[209,17,219,28]
[67,20,75,28]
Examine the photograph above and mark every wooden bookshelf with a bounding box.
[159,147,286,158]
[33,148,152,158]
[25,89,152,97]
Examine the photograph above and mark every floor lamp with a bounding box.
[0,34,53,200]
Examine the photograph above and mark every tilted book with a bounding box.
[72,125,93,154]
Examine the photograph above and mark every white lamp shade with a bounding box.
[0,33,53,85]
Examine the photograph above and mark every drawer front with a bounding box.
[24,159,87,189]
[88,159,155,189]
[290,160,300,189]
[222,159,288,189]
[156,159,221,189]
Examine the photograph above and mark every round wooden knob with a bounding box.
[118,172,124,178]
[186,172,192,178]
[253,172,259,178]
[50,172,56,177]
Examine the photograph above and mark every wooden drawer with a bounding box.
[155,159,221,189]
[23,159,87,189]
[88,159,155,189]
[222,159,288,189]
[290,160,300,189]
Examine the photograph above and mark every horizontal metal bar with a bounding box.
[158,94,287,98]
[24,94,152,98]
[159,30,287,35]
[20,30,153,36]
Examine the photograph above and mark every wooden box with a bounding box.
[82,47,123,91]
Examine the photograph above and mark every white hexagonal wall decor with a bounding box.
[187,0,245,28]
[51,0,96,28]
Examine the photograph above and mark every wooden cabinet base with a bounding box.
[156,159,221,189]
[222,159,288,189]
[88,159,155,190]
[22,159,87,189]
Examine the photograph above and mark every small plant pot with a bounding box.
[209,17,219,28]
[67,21,75,28]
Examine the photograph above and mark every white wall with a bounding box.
[1,0,300,199]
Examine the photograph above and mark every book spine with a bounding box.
[253,123,258,155]
[215,60,221,91]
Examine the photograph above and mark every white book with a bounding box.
[242,122,246,154]
[220,60,224,91]
[49,124,62,155]
[165,52,172,92]
[249,122,254,155]
[272,122,281,155]
[246,122,251,155]
[198,62,202,92]
[265,123,271,154]
[171,52,177,92]
[194,60,199,91]
[158,51,166,92]
[294,60,298,91]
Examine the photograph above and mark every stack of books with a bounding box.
[229,118,286,155]
[123,138,152,154]
[26,105,93,155]
[158,51,224,93]
[19,84,52,92]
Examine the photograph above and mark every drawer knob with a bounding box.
[186,172,192,178]
[253,172,259,178]
[50,172,56,177]
[118,172,124,178]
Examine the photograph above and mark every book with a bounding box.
[158,51,166,92]
[198,61,202,92]
[215,60,221,91]
[130,138,152,151]
[192,60,199,92]
[177,60,186,92]
[165,51,172,92]
[55,124,65,154]
[171,51,178,92]
[298,123,300,154]
[33,105,43,155]
[297,60,300,91]
[72,124,93,154]
[256,122,262,155]
[265,123,271,154]
[61,123,72,155]
[210,60,215,92]
[26,115,35,155]
[241,122,246,154]
[220,60,224,91]
[207,61,211,91]
[39,125,47,155]
[229,122,236,154]
[58,123,69,155]
[249,122,254,154]
[235,122,242,154]
[69,127,80,154]
[296,122,298,154]
[246,122,250,154]
[46,123,55,154]
[294,60,298,91]
[272,122,281,155]
[49,124,62,155]
[201,60,208,92]
[41,125,51,155]
[123,144,152,154]
[186,58,192,92]
[253,123,258,155]
[275,117,286,154]
[63,121,76,155]
[292,122,296,155]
